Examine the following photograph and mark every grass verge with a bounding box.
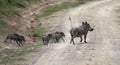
[0,42,42,65]
[0,20,8,35]
[0,0,26,18]
[40,2,79,17]
[0,0,27,35]
[33,25,45,37]
[40,0,95,17]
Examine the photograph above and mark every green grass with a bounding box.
[0,20,7,34]
[33,25,45,37]
[77,0,95,4]
[40,2,80,17]
[40,0,94,17]
[0,50,26,65]
[0,57,26,64]
[0,0,27,34]
[0,42,42,65]
[0,20,7,28]
[0,0,26,17]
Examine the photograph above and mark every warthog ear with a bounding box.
[82,22,85,25]
[85,21,88,24]
[55,32,59,33]
[48,34,52,36]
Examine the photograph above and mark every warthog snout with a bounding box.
[90,28,94,31]
[63,34,65,37]
[23,39,26,42]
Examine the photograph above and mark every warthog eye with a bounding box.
[90,28,94,31]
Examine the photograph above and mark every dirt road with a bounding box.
[33,0,120,65]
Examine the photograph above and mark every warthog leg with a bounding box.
[56,38,59,43]
[20,41,23,46]
[84,35,87,43]
[44,41,48,45]
[61,37,65,42]
[80,36,83,42]
[70,37,75,45]
[16,41,21,47]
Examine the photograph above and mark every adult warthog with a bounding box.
[70,21,94,44]
[4,33,26,47]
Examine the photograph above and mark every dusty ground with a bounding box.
[25,0,120,65]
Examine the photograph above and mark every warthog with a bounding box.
[70,21,94,44]
[4,33,25,47]
[42,31,65,45]
[42,34,52,45]
[51,32,65,43]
